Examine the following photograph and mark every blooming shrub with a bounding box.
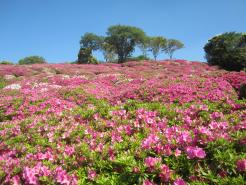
[0,60,245,184]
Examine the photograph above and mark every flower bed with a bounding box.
[0,60,245,184]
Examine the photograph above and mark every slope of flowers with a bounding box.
[0,60,245,185]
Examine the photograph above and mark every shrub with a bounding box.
[126,55,150,61]
[204,32,246,71]
[18,56,46,65]
[239,83,246,99]
[0,61,13,65]
[0,77,6,89]
[77,48,99,64]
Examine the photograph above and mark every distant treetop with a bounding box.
[78,24,184,64]
[18,56,46,65]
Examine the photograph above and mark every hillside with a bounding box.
[0,60,245,184]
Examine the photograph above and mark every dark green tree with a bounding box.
[18,56,46,65]
[77,48,98,64]
[80,33,103,51]
[105,25,146,63]
[149,36,167,61]
[163,39,184,59]
[204,32,246,71]
[0,61,13,65]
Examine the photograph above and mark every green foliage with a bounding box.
[163,39,184,59]
[0,60,13,65]
[239,83,246,99]
[138,36,150,58]
[80,32,103,51]
[105,25,146,63]
[100,42,117,62]
[204,32,246,71]
[148,36,167,61]
[126,55,150,61]
[77,48,99,64]
[18,56,46,65]
[0,77,6,89]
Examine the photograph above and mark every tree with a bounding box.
[105,25,146,63]
[163,39,184,59]
[149,36,167,61]
[100,42,117,62]
[204,32,246,71]
[80,33,103,51]
[18,56,46,65]
[138,36,150,58]
[126,55,150,61]
[77,47,98,64]
[0,61,13,65]
[79,33,102,64]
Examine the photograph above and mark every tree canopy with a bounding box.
[163,39,184,59]
[18,56,46,65]
[80,33,103,51]
[204,32,246,71]
[105,25,146,63]
[149,36,167,61]
[78,25,184,63]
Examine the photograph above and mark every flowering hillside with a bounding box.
[0,60,245,185]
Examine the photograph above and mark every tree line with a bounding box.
[78,25,184,64]
[1,29,245,72]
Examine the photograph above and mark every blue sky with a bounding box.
[1,0,245,63]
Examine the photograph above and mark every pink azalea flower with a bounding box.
[88,169,97,180]
[159,164,171,182]
[143,179,156,185]
[23,167,39,185]
[11,175,21,185]
[64,145,75,156]
[173,178,186,185]
[144,157,161,169]
[175,148,182,157]
[236,159,246,172]
[186,146,206,159]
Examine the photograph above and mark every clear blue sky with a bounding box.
[1,0,245,63]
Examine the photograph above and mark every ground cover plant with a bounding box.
[0,60,245,185]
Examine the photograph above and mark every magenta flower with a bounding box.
[174,148,182,157]
[173,178,186,185]
[186,146,206,159]
[159,164,171,182]
[88,169,97,180]
[55,167,71,185]
[11,175,21,185]
[236,159,246,172]
[64,145,75,156]
[22,167,39,185]
[144,157,161,169]
[143,179,156,185]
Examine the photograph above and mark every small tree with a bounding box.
[149,36,167,61]
[163,39,184,59]
[0,61,13,65]
[204,32,246,71]
[77,48,98,64]
[80,33,103,51]
[105,25,146,63]
[138,36,150,58]
[100,42,117,62]
[18,56,46,65]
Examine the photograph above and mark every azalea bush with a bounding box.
[0,60,245,185]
